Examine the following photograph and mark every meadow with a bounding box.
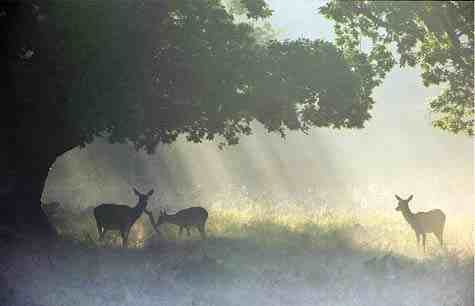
[1,194,473,306]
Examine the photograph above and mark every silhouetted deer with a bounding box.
[148,207,208,240]
[394,194,445,252]
[94,188,154,248]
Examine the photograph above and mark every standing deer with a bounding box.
[147,207,208,240]
[394,194,446,252]
[94,188,154,248]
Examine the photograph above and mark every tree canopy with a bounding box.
[3,0,381,159]
[1,0,384,235]
[320,1,474,136]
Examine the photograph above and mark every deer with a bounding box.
[394,194,446,252]
[146,207,208,240]
[94,188,154,248]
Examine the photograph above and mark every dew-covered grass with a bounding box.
[1,196,472,306]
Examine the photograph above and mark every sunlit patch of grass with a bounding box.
[51,196,473,263]
[10,196,473,306]
[206,201,472,260]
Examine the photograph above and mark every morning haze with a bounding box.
[45,1,473,215]
[4,1,471,306]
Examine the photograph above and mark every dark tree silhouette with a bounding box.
[1,0,382,238]
[321,1,474,136]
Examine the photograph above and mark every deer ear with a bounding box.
[408,195,413,201]
[148,189,154,196]
[395,195,402,201]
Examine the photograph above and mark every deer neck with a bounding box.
[400,206,415,225]
[164,213,180,225]
[132,201,147,217]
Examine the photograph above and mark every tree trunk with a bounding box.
[0,154,58,242]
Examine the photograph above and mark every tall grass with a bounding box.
[55,194,472,259]
[25,195,471,306]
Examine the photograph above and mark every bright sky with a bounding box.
[260,0,474,212]
[46,1,474,216]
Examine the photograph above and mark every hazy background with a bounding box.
[43,0,473,216]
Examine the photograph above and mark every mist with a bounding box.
[43,64,473,216]
[43,1,473,217]
[3,1,473,306]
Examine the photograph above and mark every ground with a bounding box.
[1,200,473,306]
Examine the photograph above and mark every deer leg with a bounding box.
[179,226,183,237]
[198,223,206,240]
[435,231,444,248]
[99,228,107,241]
[121,225,131,248]
[415,233,420,250]
[422,234,426,253]
[96,221,106,242]
[186,227,191,237]
[125,232,130,248]
[96,220,103,238]
[121,230,129,248]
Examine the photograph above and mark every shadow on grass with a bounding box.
[145,220,472,288]
[0,215,472,306]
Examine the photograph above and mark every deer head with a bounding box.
[395,194,413,211]
[156,209,169,226]
[133,187,154,209]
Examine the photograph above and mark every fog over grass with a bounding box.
[5,1,472,306]
[3,195,473,306]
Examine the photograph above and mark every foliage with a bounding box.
[225,0,273,19]
[2,0,381,160]
[222,0,278,44]
[320,1,474,136]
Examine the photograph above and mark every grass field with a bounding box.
[1,198,473,306]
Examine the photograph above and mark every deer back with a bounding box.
[414,209,445,233]
[94,204,136,229]
[165,206,208,226]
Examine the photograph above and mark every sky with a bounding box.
[259,0,473,211]
[44,1,473,215]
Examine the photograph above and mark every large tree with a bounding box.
[320,0,474,136]
[1,0,381,238]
